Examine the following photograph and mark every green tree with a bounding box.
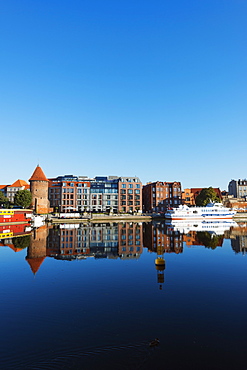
[195,187,221,206]
[196,231,222,250]
[13,235,31,249]
[0,191,8,207]
[14,190,32,209]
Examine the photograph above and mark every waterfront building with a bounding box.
[228,179,247,198]
[118,176,142,213]
[48,175,142,213]
[48,175,92,213]
[182,187,223,206]
[142,181,182,213]
[29,165,50,214]
[181,188,196,206]
[91,176,119,213]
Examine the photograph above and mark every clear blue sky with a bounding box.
[1,0,246,190]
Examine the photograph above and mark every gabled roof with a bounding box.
[29,166,48,182]
[9,179,29,188]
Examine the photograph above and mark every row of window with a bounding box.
[122,183,140,188]
[121,189,140,194]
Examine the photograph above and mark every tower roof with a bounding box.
[29,166,48,182]
[26,257,46,275]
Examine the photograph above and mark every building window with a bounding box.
[122,184,126,188]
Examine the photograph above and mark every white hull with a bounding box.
[165,202,236,221]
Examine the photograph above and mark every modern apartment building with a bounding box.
[91,176,119,213]
[118,176,142,213]
[142,181,182,213]
[48,175,92,213]
[48,175,142,213]
[228,179,247,198]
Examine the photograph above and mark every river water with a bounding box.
[0,220,247,369]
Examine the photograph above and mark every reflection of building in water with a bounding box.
[26,225,49,274]
[231,236,247,254]
[183,231,224,248]
[229,223,247,254]
[143,222,183,254]
[46,222,143,260]
[47,224,92,259]
[89,223,119,259]
[118,222,143,259]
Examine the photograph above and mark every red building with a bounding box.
[142,181,182,213]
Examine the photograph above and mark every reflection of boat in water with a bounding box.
[165,202,236,220]
[31,215,45,228]
[166,220,238,235]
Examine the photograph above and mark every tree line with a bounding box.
[0,190,32,209]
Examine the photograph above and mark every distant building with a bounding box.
[142,181,182,213]
[0,180,30,203]
[228,179,247,198]
[6,179,30,203]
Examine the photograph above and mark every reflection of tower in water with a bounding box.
[26,225,48,274]
[155,243,165,290]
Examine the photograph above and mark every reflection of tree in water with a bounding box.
[196,232,222,249]
[13,235,30,249]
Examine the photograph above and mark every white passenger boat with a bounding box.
[165,202,236,220]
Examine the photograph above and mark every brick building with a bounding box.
[182,187,223,206]
[118,176,142,214]
[49,175,92,213]
[48,175,142,213]
[142,181,182,213]
[29,165,50,214]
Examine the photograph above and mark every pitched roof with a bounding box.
[26,257,46,275]
[9,179,29,188]
[29,166,48,182]
[0,185,8,190]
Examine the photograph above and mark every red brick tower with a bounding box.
[29,165,50,214]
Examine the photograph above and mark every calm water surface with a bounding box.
[1,221,247,370]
